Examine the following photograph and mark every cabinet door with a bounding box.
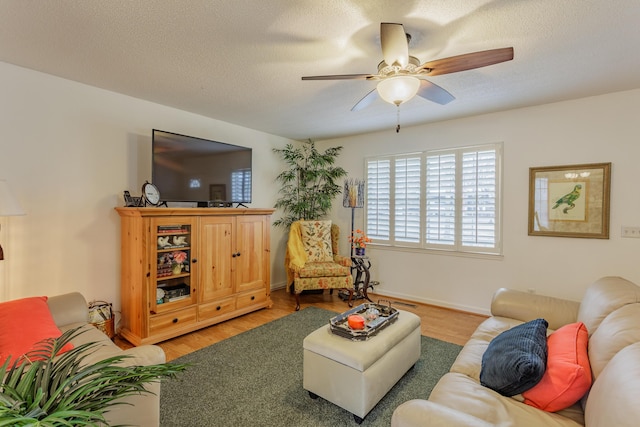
[235,215,269,293]
[199,216,235,302]
[150,217,197,315]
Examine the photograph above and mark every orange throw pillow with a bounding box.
[0,296,74,365]
[523,322,592,412]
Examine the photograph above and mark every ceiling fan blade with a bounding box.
[351,88,379,112]
[419,47,514,76]
[416,79,455,105]
[302,74,372,80]
[380,22,409,68]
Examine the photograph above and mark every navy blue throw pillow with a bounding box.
[480,318,548,397]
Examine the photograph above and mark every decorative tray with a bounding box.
[329,303,399,341]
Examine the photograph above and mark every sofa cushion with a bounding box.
[299,220,333,262]
[297,261,351,278]
[0,296,74,365]
[480,318,548,396]
[577,276,640,336]
[430,372,584,426]
[584,342,640,427]
[588,303,640,379]
[523,322,591,412]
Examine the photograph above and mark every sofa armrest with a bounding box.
[391,400,494,427]
[120,345,166,366]
[47,292,89,327]
[491,288,580,330]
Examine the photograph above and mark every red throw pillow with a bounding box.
[523,322,592,412]
[0,296,74,365]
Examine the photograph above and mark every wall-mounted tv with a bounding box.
[152,129,252,205]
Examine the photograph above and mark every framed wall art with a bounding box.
[209,184,226,201]
[528,162,611,238]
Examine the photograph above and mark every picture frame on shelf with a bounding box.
[209,184,226,201]
[528,162,611,239]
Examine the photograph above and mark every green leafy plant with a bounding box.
[273,139,348,228]
[0,327,187,426]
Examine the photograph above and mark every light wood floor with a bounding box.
[115,289,488,362]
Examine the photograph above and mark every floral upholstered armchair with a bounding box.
[286,220,354,310]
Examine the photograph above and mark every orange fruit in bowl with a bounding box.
[348,314,366,330]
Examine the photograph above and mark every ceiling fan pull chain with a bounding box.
[396,106,401,133]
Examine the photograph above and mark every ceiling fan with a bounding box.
[302,22,514,115]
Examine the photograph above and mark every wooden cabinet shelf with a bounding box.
[116,207,274,345]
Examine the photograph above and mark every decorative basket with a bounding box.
[88,301,115,339]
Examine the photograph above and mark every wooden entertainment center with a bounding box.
[116,207,274,345]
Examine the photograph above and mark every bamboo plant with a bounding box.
[272,139,347,229]
[0,327,187,426]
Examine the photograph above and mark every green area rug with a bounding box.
[160,307,461,426]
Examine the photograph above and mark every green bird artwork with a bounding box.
[552,184,582,214]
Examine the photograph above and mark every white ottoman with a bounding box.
[303,309,421,423]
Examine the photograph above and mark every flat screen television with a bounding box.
[152,129,252,205]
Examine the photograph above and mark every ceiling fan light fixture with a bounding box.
[377,76,420,106]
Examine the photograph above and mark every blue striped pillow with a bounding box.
[480,318,548,396]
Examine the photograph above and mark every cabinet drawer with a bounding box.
[198,297,236,320]
[236,290,267,309]
[149,307,197,335]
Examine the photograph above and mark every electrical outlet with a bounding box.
[621,226,640,238]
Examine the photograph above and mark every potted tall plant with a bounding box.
[272,139,348,229]
[0,328,187,426]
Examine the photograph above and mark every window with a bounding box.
[231,169,251,202]
[366,143,502,255]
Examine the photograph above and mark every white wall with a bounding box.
[321,89,640,314]
[0,61,292,305]
[3,58,638,317]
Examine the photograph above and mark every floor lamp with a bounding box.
[343,179,364,257]
[0,180,25,261]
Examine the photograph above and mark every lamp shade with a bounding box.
[343,179,365,208]
[377,76,420,106]
[0,180,25,216]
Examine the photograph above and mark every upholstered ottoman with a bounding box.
[303,309,421,423]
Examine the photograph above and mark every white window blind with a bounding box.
[394,156,422,244]
[461,149,498,249]
[366,159,391,240]
[366,143,502,255]
[231,169,251,202]
[425,152,456,247]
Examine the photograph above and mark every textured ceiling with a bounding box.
[1,1,639,141]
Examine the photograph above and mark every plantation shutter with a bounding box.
[231,169,251,202]
[366,158,391,241]
[425,152,456,246]
[394,156,421,244]
[461,149,498,249]
[365,143,501,255]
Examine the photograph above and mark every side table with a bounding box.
[350,255,373,301]
[339,255,378,303]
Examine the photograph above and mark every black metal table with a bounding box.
[350,255,373,301]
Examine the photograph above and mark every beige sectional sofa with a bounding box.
[391,276,640,427]
[48,292,166,426]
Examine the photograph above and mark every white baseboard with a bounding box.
[270,281,490,316]
[369,288,491,316]
[270,282,287,291]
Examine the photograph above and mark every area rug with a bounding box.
[160,307,461,426]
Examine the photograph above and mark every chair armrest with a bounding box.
[490,288,580,330]
[391,400,494,427]
[333,254,351,267]
[47,292,89,327]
